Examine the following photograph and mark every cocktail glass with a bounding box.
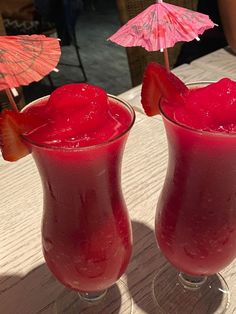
[153,82,236,313]
[22,95,135,313]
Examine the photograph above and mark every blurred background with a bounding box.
[0,0,225,108]
[0,0,132,105]
[26,0,132,102]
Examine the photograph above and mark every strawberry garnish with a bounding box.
[0,110,30,162]
[141,62,189,116]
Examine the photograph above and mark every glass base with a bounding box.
[78,289,108,302]
[53,279,133,313]
[152,263,230,314]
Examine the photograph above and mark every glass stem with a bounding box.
[178,272,207,290]
[78,289,107,302]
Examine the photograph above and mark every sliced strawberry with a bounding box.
[0,110,30,162]
[141,62,189,116]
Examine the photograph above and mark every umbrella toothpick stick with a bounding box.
[5,89,18,112]
[163,49,170,72]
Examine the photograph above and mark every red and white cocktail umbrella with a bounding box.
[109,0,215,71]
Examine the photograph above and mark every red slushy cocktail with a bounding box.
[0,83,135,298]
[141,63,236,312]
[156,80,236,276]
[141,63,236,277]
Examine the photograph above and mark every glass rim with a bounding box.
[21,94,135,151]
[159,80,236,137]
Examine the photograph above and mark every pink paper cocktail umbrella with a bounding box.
[0,34,61,111]
[108,0,216,71]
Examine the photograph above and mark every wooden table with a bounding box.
[1,47,236,313]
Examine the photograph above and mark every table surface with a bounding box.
[1,47,236,314]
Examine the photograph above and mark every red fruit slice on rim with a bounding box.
[141,62,189,116]
[0,110,30,162]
